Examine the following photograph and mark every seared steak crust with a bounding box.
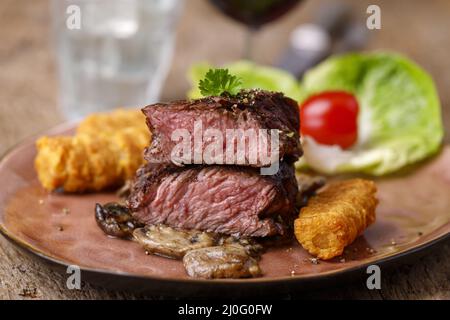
[142,90,302,167]
[127,162,298,237]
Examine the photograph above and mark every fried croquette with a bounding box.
[294,179,377,260]
[35,109,150,192]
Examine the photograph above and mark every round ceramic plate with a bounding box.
[1,123,450,296]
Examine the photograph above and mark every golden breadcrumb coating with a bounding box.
[294,179,377,260]
[35,109,150,192]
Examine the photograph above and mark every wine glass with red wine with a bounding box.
[208,0,302,58]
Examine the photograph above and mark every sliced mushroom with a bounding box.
[183,244,262,279]
[218,236,264,257]
[95,202,143,239]
[132,225,218,259]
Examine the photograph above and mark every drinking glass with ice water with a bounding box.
[52,0,183,120]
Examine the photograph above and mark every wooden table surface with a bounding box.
[0,0,449,299]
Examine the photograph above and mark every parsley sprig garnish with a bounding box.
[199,68,242,97]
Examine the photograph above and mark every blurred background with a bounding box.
[0,0,449,156]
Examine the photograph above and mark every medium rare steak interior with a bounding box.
[95,86,307,278]
[127,161,298,237]
[143,90,302,167]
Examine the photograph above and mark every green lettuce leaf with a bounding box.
[297,52,444,175]
[188,61,302,101]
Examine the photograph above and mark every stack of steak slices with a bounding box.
[127,90,303,238]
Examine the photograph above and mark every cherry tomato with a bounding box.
[299,91,359,149]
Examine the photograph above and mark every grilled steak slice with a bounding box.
[142,90,302,167]
[127,162,298,237]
